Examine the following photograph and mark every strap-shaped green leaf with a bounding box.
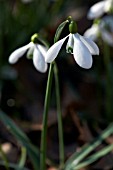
[0,110,40,170]
[72,144,113,170]
[65,123,113,170]
[0,161,29,170]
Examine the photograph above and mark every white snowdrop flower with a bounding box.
[84,24,100,41]
[9,34,48,73]
[100,15,113,46]
[45,33,99,69]
[84,16,113,46]
[87,0,113,19]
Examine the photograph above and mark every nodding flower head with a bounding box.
[84,23,100,41]
[9,34,48,73]
[87,0,113,19]
[45,32,99,69]
[84,16,113,46]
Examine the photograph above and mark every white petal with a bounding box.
[37,44,48,58]
[33,46,48,73]
[84,25,99,41]
[66,33,74,53]
[9,42,33,64]
[105,0,112,12]
[79,34,99,55]
[73,35,93,69]
[101,30,113,46]
[45,36,68,63]
[87,1,106,19]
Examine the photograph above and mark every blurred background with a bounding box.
[0,0,113,169]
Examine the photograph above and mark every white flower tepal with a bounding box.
[84,24,100,41]
[9,41,48,73]
[45,33,99,69]
[87,0,113,19]
[9,42,34,64]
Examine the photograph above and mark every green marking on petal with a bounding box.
[67,47,73,53]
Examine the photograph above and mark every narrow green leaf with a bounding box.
[65,123,113,170]
[73,144,113,170]
[0,110,40,170]
[0,161,29,170]
[54,20,69,43]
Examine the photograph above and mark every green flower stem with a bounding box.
[40,62,54,170]
[54,62,64,169]
[18,147,27,170]
[103,43,112,121]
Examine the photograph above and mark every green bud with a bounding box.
[69,21,77,34]
[31,33,39,43]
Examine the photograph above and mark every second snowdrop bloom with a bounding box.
[99,15,113,46]
[45,33,99,69]
[84,16,113,46]
[87,0,113,19]
[84,23,100,41]
[9,34,48,73]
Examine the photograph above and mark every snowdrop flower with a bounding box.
[84,23,100,41]
[87,0,113,19]
[100,15,113,46]
[84,16,113,46]
[9,34,48,73]
[45,21,99,69]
